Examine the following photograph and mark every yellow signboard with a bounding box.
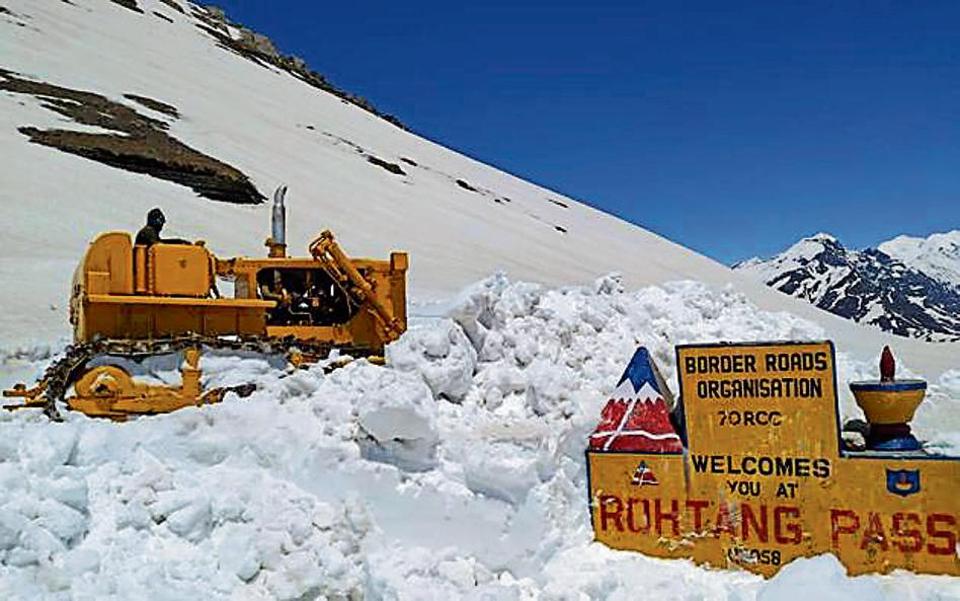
[587,341,960,577]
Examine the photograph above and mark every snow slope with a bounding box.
[880,230,960,290]
[0,0,957,379]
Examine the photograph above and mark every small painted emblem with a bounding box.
[631,461,659,486]
[886,469,920,497]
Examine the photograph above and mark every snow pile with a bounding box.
[400,273,824,419]
[757,555,888,601]
[0,414,369,600]
[940,369,960,396]
[0,276,958,600]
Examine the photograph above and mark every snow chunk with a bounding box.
[342,362,440,471]
[388,319,478,403]
[757,554,885,601]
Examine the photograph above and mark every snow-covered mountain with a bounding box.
[879,230,960,290]
[735,233,960,341]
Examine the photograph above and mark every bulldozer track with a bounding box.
[25,334,362,420]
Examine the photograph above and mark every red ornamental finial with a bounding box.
[880,346,895,382]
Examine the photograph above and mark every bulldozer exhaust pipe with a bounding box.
[268,185,287,257]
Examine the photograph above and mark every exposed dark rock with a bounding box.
[456,179,478,193]
[317,131,412,178]
[19,126,263,203]
[158,0,185,14]
[123,93,180,118]
[1,71,264,205]
[501,196,512,203]
[191,5,226,32]
[304,124,315,130]
[400,157,418,166]
[547,198,569,209]
[109,0,143,14]
[0,70,167,130]
[153,10,174,23]
[237,29,280,59]
[493,198,503,204]
[554,226,567,233]
[322,132,364,153]
[0,4,26,20]
[195,5,405,130]
[366,156,405,176]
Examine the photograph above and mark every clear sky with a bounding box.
[213,0,958,264]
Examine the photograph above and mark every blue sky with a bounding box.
[214,1,958,264]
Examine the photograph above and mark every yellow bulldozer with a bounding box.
[4,187,408,420]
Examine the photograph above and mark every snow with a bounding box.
[1,1,958,598]
[608,379,661,404]
[756,555,890,601]
[1,274,958,599]
[388,319,478,404]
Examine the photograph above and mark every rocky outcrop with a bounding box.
[195,5,405,130]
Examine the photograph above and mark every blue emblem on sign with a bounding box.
[886,469,920,497]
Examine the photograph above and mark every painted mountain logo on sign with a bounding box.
[589,347,683,453]
[631,461,659,486]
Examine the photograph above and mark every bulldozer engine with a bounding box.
[5,187,408,420]
[256,267,356,326]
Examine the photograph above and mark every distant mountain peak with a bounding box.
[878,230,960,290]
[808,232,839,243]
[735,233,960,342]
[781,232,847,263]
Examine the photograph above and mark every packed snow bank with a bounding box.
[0,276,957,600]
[755,553,960,601]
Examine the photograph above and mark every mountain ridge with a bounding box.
[879,230,960,290]
[735,232,960,341]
